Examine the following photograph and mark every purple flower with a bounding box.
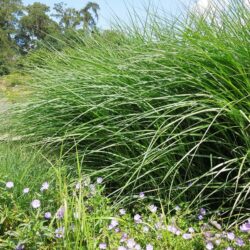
[6,181,14,189]
[204,232,213,239]
[127,238,136,248]
[205,242,214,250]
[139,192,145,199]
[175,205,181,211]
[118,247,127,250]
[55,227,64,238]
[15,244,25,250]
[215,239,221,246]
[99,243,107,249]
[134,244,141,250]
[239,222,250,232]
[134,214,142,224]
[23,188,29,194]
[182,233,192,240]
[44,212,52,219]
[31,199,41,209]
[227,232,235,240]
[225,247,234,250]
[167,225,180,235]
[235,237,245,247]
[200,208,206,215]
[97,177,103,184]
[120,233,128,243]
[40,182,49,192]
[198,214,204,220]
[146,244,153,250]
[148,204,157,213]
[119,208,126,216]
[108,219,119,230]
[188,227,195,233]
[56,206,65,219]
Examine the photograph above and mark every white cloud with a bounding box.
[192,0,229,15]
[244,0,250,8]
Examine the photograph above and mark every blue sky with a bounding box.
[22,0,196,29]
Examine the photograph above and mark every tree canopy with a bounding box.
[0,0,100,75]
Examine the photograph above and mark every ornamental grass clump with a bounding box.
[11,0,250,221]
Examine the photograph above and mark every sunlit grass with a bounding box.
[8,0,250,225]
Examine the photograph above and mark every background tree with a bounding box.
[16,2,60,53]
[0,0,23,74]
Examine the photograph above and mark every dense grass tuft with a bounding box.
[11,1,250,221]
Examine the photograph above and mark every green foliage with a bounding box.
[11,1,250,222]
[0,1,100,75]
[1,143,250,249]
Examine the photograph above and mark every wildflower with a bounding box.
[97,177,103,184]
[75,182,81,190]
[204,232,213,239]
[200,208,206,215]
[139,192,145,199]
[15,244,25,250]
[119,208,126,216]
[198,214,204,220]
[108,219,119,230]
[215,239,221,246]
[134,244,141,250]
[44,212,52,219]
[148,204,157,213]
[120,233,128,242]
[127,238,136,248]
[40,182,49,192]
[227,232,235,240]
[56,206,65,219]
[23,188,29,194]
[235,237,245,247]
[55,227,64,238]
[146,244,154,250]
[239,222,250,232]
[89,184,96,194]
[118,247,127,250]
[134,214,142,224]
[115,227,120,233]
[205,242,214,250]
[188,227,195,233]
[182,233,192,239]
[6,181,14,189]
[99,243,107,249]
[143,226,149,233]
[31,199,41,209]
[167,225,179,235]
[225,247,234,250]
[174,205,181,211]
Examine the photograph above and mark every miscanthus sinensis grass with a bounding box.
[9,0,250,223]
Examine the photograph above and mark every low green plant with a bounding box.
[1,143,250,249]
